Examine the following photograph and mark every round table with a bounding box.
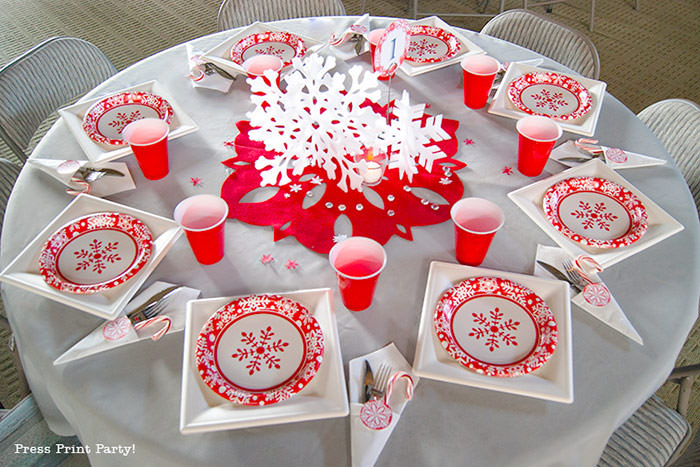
[2,16,699,467]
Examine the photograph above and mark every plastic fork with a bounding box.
[562,258,591,290]
[370,363,393,401]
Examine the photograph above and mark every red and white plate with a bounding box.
[38,212,154,294]
[405,25,461,64]
[195,294,324,406]
[434,276,558,377]
[507,72,592,120]
[230,32,307,68]
[82,92,174,146]
[542,176,649,249]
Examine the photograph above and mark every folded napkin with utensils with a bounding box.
[53,281,201,365]
[348,343,419,467]
[551,139,666,169]
[534,245,642,345]
[186,43,235,93]
[329,14,370,60]
[28,158,135,197]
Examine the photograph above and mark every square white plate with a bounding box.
[508,159,684,268]
[0,193,182,320]
[399,16,485,77]
[488,62,606,136]
[58,80,199,164]
[413,261,573,403]
[180,288,349,433]
[202,22,325,78]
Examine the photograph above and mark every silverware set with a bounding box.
[363,360,393,403]
[536,259,596,293]
[74,166,125,183]
[127,285,183,323]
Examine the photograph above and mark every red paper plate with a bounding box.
[82,92,174,146]
[434,276,558,377]
[507,72,592,120]
[405,25,461,64]
[542,176,648,249]
[195,294,324,406]
[230,31,307,68]
[38,212,153,294]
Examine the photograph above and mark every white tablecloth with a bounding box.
[2,16,699,467]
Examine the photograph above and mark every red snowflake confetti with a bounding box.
[502,166,513,175]
[190,177,203,187]
[463,138,475,145]
[224,140,236,147]
[260,254,274,264]
[286,259,298,270]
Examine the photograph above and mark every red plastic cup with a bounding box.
[121,118,170,180]
[461,55,500,109]
[329,237,387,311]
[368,28,391,81]
[173,194,229,265]
[242,54,283,85]
[450,197,504,266]
[516,115,563,176]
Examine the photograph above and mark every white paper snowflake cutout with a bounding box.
[247,54,385,192]
[377,90,450,182]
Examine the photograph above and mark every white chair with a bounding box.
[0,37,116,163]
[480,9,600,79]
[522,0,639,32]
[637,99,700,213]
[217,0,346,31]
[409,0,506,20]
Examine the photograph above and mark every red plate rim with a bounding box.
[405,25,462,64]
[542,176,649,249]
[38,212,153,294]
[195,294,324,406]
[81,92,174,146]
[507,71,592,121]
[230,31,307,67]
[433,276,558,377]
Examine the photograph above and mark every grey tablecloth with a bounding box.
[2,16,699,467]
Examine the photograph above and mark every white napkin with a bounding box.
[186,44,235,93]
[329,14,370,60]
[349,343,419,467]
[28,159,135,197]
[53,281,201,365]
[551,140,666,169]
[534,245,642,345]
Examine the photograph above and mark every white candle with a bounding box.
[363,161,383,184]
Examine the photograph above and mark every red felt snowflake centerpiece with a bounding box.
[221,54,465,253]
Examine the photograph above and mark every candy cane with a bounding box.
[187,54,206,82]
[66,177,90,196]
[570,255,603,285]
[383,371,414,406]
[133,316,171,341]
[574,138,604,155]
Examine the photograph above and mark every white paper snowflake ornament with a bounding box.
[377,90,451,181]
[247,53,386,192]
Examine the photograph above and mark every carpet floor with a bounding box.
[0,0,698,435]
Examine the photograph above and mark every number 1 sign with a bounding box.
[373,20,410,79]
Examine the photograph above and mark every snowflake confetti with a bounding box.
[310,175,323,185]
[224,140,236,147]
[289,184,302,193]
[190,177,203,187]
[463,138,475,145]
[439,177,452,185]
[260,254,274,264]
[286,259,299,270]
[502,166,513,175]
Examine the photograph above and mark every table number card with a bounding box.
[373,20,410,78]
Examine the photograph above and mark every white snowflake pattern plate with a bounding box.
[202,22,324,78]
[181,289,348,433]
[38,212,153,294]
[508,159,684,268]
[434,276,558,378]
[398,16,485,77]
[413,262,573,403]
[230,31,306,68]
[406,25,461,63]
[82,92,174,146]
[489,62,606,137]
[195,294,324,406]
[507,72,592,120]
[0,194,182,320]
[58,80,198,164]
[542,176,648,249]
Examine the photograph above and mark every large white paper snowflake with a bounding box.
[247,54,384,192]
[377,90,450,182]
[245,53,451,191]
